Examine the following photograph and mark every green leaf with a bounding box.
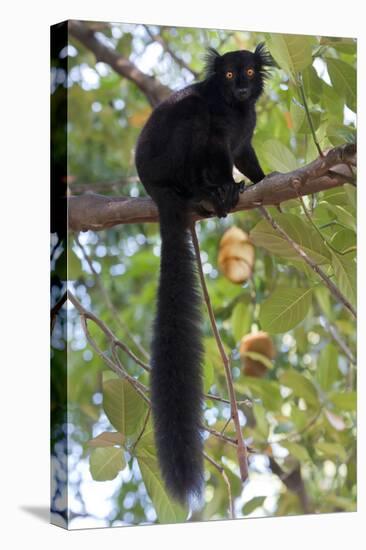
[236,378,282,411]
[316,343,339,391]
[253,402,269,440]
[261,139,298,172]
[325,203,356,232]
[259,287,313,333]
[204,337,229,373]
[203,357,214,393]
[315,441,347,461]
[344,184,356,210]
[134,420,156,459]
[281,441,311,462]
[326,58,356,113]
[279,370,319,408]
[89,447,125,481]
[314,286,331,317]
[328,391,356,412]
[331,251,356,308]
[290,100,320,134]
[330,228,356,254]
[321,81,345,121]
[241,350,273,370]
[302,65,323,103]
[242,496,267,515]
[326,124,356,147]
[67,241,82,281]
[250,213,331,265]
[266,34,313,80]
[231,299,251,342]
[137,455,188,523]
[103,377,147,436]
[87,431,124,448]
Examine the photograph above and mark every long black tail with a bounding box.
[151,190,204,504]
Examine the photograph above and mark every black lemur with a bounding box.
[135,44,273,503]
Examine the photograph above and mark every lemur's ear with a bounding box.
[204,48,221,78]
[254,42,275,78]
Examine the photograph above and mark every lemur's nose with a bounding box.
[238,87,248,95]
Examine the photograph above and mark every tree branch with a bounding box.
[258,206,356,318]
[191,224,249,483]
[68,143,356,232]
[144,25,199,78]
[68,290,150,404]
[68,20,171,106]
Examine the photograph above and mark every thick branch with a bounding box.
[68,143,356,232]
[68,20,171,106]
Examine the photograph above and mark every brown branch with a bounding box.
[320,318,356,364]
[258,206,356,318]
[51,291,67,331]
[68,290,150,404]
[191,224,249,483]
[144,25,199,78]
[201,424,238,447]
[68,20,171,106]
[268,457,311,514]
[68,143,356,232]
[68,279,249,407]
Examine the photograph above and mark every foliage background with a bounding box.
[51,22,356,528]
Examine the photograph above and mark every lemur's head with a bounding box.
[204,44,274,103]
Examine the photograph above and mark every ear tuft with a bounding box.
[204,48,221,78]
[254,42,275,79]
[254,42,275,66]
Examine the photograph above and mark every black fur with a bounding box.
[135,46,272,503]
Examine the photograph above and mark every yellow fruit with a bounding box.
[239,331,275,378]
[218,226,255,284]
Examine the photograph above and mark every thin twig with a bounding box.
[203,452,235,519]
[201,424,238,447]
[75,234,150,361]
[258,207,356,319]
[51,291,67,331]
[320,318,356,364]
[191,223,249,482]
[298,74,324,157]
[221,417,233,436]
[69,20,170,106]
[131,408,152,454]
[205,392,252,407]
[144,25,199,78]
[266,408,322,446]
[69,291,150,404]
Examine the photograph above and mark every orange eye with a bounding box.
[246,68,255,78]
[225,71,234,79]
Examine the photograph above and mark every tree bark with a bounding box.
[68,20,171,106]
[68,143,356,232]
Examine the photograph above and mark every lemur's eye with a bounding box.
[246,68,255,78]
[225,71,234,79]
